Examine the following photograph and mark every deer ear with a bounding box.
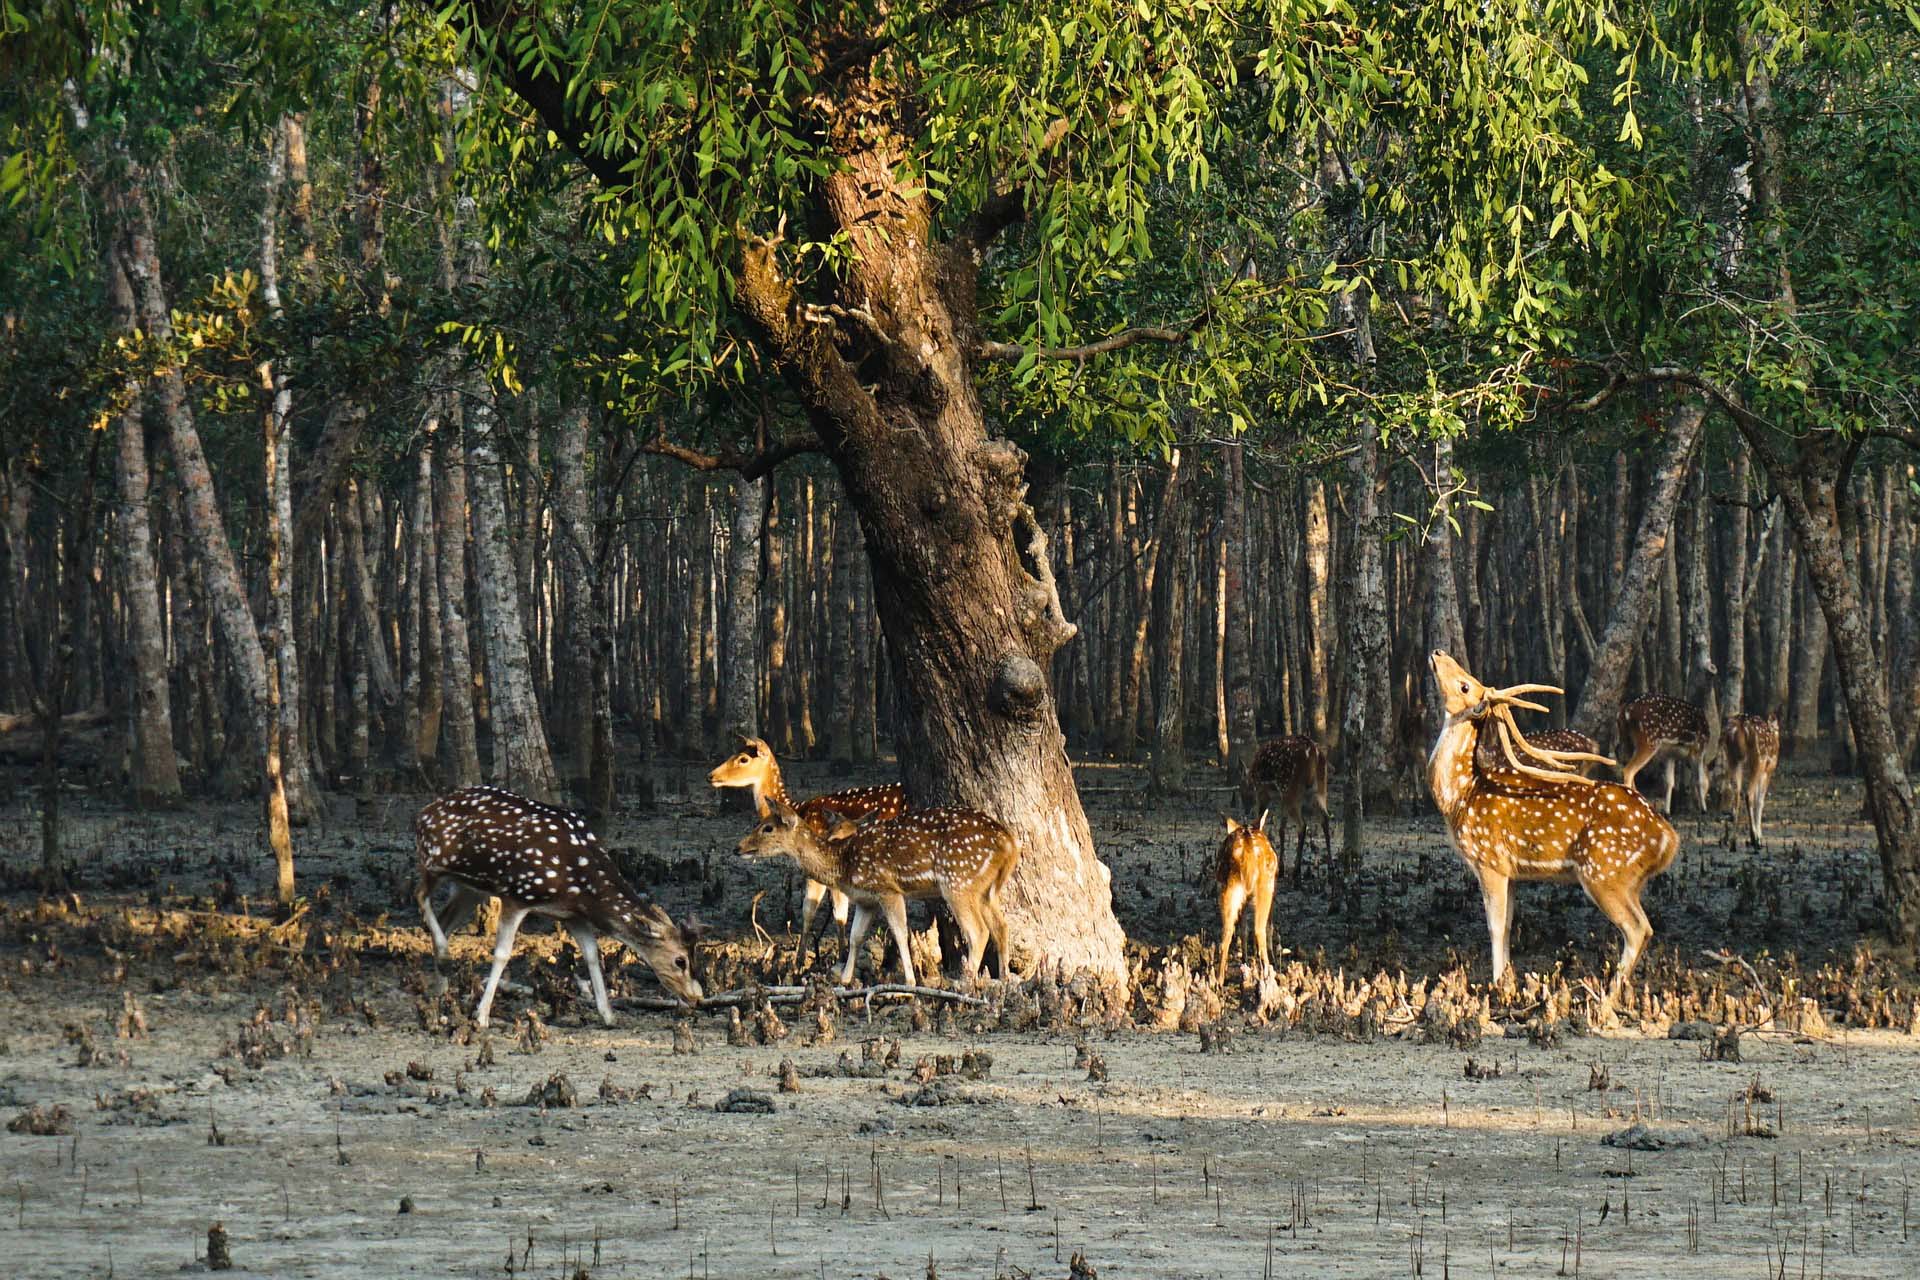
[679,915,708,944]
[1222,814,1240,834]
[1256,809,1270,834]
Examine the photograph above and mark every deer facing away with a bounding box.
[736,801,1018,986]
[1241,736,1330,879]
[1722,713,1781,847]
[708,735,907,961]
[1427,652,1679,1013]
[415,785,703,1026]
[1215,812,1279,981]
[1618,659,1721,813]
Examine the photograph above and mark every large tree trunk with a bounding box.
[1339,424,1391,856]
[1749,433,1920,940]
[103,193,180,807]
[466,384,560,803]
[1570,405,1705,742]
[730,122,1125,980]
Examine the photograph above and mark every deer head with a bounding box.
[1428,651,1613,784]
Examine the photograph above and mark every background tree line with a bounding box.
[2,2,1916,972]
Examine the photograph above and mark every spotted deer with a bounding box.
[1618,659,1721,813]
[414,786,703,1026]
[1476,727,1602,777]
[1215,813,1279,981]
[736,801,1018,986]
[708,736,907,961]
[1427,652,1679,1014]
[1721,713,1781,847]
[1241,735,1330,879]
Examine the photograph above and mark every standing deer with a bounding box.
[1215,813,1278,981]
[414,786,703,1026]
[1476,727,1602,777]
[1618,657,1721,813]
[1427,652,1679,1013]
[736,801,1018,986]
[708,736,907,962]
[1722,713,1781,847]
[1241,735,1330,879]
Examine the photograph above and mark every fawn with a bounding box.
[1215,813,1278,981]
[1428,651,1679,1014]
[414,785,703,1026]
[708,735,907,961]
[1475,727,1602,777]
[735,800,1018,986]
[1721,713,1781,847]
[1241,735,1330,879]
[1618,658,1721,813]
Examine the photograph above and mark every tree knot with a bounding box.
[988,653,1048,722]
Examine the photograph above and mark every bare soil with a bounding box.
[1,758,1917,1278]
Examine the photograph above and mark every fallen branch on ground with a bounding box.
[617,983,989,1012]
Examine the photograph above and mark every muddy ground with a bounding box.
[2,756,1918,1278]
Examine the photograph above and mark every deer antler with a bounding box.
[1484,690,1616,785]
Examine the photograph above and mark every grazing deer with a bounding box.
[1427,652,1679,1013]
[708,735,907,961]
[1722,713,1781,847]
[1618,657,1721,813]
[414,785,703,1026]
[1476,727,1602,777]
[1215,813,1278,981]
[1241,735,1330,879]
[736,801,1018,986]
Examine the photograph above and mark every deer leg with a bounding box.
[797,879,830,966]
[1694,754,1711,816]
[570,925,615,1027]
[1252,861,1276,973]
[1660,756,1677,814]
[1620,739,1658,792]
[1217,882,1247,983]
[416,875,450,961]
[877,894,917,986]
[1584,882,1652,1014]
[474,904,532,1029]
[1477,871,1513,985]
[980,891,1012,981]
[839,903,878,986]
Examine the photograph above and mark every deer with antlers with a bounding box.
[1721,713,1781,848]
[708,736,907,962]
[1241,735,1330,880]
[736,802,1018,986]
[1215,813,1279,981]
[414,786,703,1026]
[1427,652,1679,1014]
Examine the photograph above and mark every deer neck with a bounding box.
[787,832,851,889]
[1427,716,1482,818]
[751,765,795,818]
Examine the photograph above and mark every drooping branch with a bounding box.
[976,320,1204,363]
[640,427,825,481]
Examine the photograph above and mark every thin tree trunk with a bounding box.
[553,404,596,785]
[1150,457,1192,794]
[1721,445,1751,716]
[103,188,180,807]
[1570,405,1706,741]
[724,468,768,746]
[1222,442,1257,784]
[1302,476,1333,743]
[466,383,560,803]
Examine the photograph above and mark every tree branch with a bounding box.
[977,322,1201,363]
[640,425,824,481]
